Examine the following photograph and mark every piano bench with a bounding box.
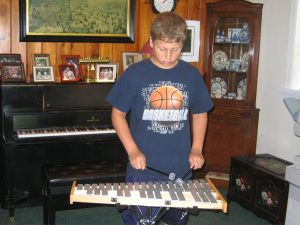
[42,160,127,225]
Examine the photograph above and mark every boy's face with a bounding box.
[150,38,183,69]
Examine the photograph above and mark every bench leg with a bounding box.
[9,207,15,222]
[43,197,56,225]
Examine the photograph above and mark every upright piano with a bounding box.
[0,83,126,212]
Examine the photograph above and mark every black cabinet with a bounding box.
[227,154,292,224]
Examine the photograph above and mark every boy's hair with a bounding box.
[150,12,187,43]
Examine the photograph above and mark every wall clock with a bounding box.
[151,0,177,14]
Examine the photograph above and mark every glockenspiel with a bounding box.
[70,177,227,213]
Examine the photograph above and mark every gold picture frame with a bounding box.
[19,0,135,43]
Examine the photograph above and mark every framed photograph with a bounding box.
[122,52,143,71]
[180,20,200,62]
[19,0,135,43]
[33,66,54,82]
[61,55,82,79]
[95,64,117,82]
[33,54,50,66]
[1,63,26,82]
[0,54,22,63]
[59,64,79,82]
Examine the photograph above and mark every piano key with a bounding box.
[16,127,116,138]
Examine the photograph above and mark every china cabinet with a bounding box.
[201,0,263,175]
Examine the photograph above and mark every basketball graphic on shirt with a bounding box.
[150,86,184,110]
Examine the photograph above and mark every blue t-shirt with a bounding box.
[106,59,213,180]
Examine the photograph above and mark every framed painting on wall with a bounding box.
[19,0,135,43]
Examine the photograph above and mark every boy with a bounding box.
[106,12,213,225]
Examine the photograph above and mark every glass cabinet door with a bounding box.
[210,17,250,101]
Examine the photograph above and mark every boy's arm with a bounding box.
[111,107,146,170]
[189,112,208,169]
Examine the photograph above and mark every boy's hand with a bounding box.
[128,150,146,170]
[189,150,205,170]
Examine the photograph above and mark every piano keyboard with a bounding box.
[16,127,116,138]
[70,178,227,213]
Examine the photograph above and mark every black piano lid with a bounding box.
[43,83,113,110]
[1,83,116,133]
[1,83,114,111]
[1,84,43,111]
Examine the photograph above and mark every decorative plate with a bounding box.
[211,76,227,98]
[240,52,250,71]
[236,78,247,100]
[212,50,228,71]
[239,29,249,43]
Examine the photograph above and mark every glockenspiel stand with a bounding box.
[128,206,170,225]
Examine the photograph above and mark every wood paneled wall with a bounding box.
[0,0,216,81]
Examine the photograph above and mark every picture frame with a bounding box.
[59,64,79,82]
[180,20,200,62]
[33,54,51,66]
[1,63,26,83]
[61,55,82,79]
[33,66,54,82]
[122,52,143,71]
[95,64,117,82]
[0,54,22,63]
[19,0,135,43]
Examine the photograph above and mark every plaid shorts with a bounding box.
[121,176,189,225]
